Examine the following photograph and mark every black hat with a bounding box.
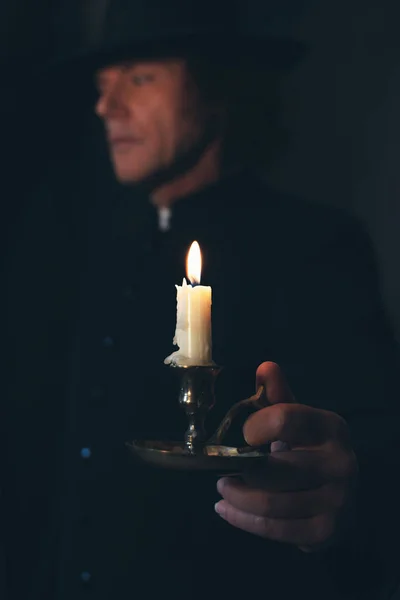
[45,0,308,77]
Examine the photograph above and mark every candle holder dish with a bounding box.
[128,365,270,474]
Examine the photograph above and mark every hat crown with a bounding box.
[45,0,308,76]
[91,0,305,46]
[104,0,239,41]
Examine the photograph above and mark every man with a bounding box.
[4,1,400,599]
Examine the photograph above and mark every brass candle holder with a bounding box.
[128,365,270,474]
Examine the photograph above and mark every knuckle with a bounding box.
[255,515,273,538]
[269,403,290,435]
[260,495,277,518]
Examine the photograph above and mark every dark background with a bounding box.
[2,0,399,341]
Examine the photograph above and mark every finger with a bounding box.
[243,402,347,448]
[214,501,336,547]
[217,477,348,519]
[244,447,354,491]
[270,441,290,452]
[255,362,295,404]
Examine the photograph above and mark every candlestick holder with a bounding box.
[128,365,270,474]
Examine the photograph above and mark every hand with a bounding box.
[215,362,358,551]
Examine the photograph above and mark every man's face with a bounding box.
[95,58,207,183]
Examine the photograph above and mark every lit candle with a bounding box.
[164,241,213,367]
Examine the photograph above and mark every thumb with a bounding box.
[252,362,295,451]
[255,362,295,405]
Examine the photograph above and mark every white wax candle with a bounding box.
[164,242,213,367]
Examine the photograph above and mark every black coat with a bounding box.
[4,170,400,600]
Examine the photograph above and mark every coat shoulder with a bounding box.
[264,183,362,238]
[244,179,371,260]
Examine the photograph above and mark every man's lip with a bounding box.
[109,137,143,144]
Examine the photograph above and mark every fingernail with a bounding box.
[271,441,289,452]
[214,501,225,516]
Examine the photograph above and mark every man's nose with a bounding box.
[95,93,110,118]
[95,91,122,119]
[95,81,128,119]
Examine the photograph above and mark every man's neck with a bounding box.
[150,140,222,209]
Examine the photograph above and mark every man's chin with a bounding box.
[113,164,154,186]
[112,161,172,193]
[115,172,146,185]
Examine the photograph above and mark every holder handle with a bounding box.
[208,385,268,446]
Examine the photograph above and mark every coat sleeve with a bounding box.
[268,213,400,600]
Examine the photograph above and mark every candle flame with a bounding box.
[186,241,202,284]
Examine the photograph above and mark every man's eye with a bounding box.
[131,74,153,85]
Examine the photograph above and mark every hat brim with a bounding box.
[38,33,308,82]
